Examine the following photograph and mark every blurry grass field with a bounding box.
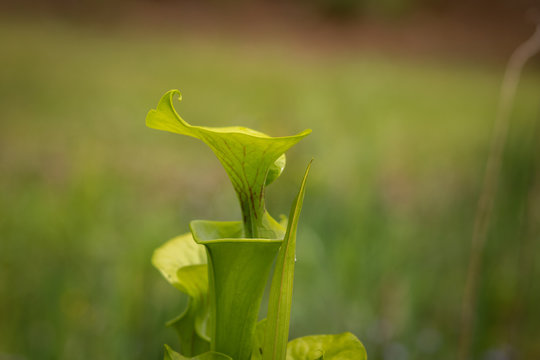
[1,18,539,360]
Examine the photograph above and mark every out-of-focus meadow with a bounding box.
[1,1,540,359]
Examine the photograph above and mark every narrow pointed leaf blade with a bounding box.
[286,333,367,360]
[263,161,312,360]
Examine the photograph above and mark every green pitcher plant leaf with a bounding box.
[286,333,367,360]
[148,91,366,360]
[164,344,232,360]
[263,161,312,360]
[146,89,311,238]
[153,233,210,356]
[190,220,282,360]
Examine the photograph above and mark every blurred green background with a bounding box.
[1,1,540,359]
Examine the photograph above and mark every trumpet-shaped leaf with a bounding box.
[153,234,210,356]
[164,344,232,360]
[148,91,367,360]
[263,161,312,360]
[146,89,311,238]
[286,333,367,360]
[191,220,282,360]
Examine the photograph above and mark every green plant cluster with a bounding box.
[147,90,367,360]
